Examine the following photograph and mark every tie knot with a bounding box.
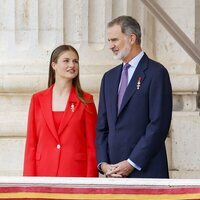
[123,63,131,70]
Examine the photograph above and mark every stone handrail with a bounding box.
[141,0,200,68]
[0,177,200,199]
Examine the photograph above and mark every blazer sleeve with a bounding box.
[130,66,172,169]
[23,95,37,176]
[84,97,98,177]
[96,75,110,165]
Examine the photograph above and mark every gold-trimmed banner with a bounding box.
[0,186,200,200]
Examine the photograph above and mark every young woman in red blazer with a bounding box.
[23,45,98,177]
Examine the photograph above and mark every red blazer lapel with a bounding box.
[58,86,80,135]
[38,85,59,143]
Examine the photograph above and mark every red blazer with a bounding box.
[23,85,98,177]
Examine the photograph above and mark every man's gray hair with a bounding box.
[107,15,141,44]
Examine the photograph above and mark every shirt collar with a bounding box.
[123,51,144,68]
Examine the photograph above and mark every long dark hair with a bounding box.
[48,45,86,103]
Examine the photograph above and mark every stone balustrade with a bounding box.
[0,177,200,199]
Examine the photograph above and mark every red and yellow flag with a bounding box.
[0,186,200,199]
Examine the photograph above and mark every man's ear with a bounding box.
[129,34,137,44]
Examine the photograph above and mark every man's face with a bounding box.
[107,25,131,61]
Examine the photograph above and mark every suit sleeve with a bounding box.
[96,75,110,164]
[85,97,98,177]
[23,95,37,176]
[130,66,172,169]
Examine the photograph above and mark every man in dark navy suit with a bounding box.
[96,16,172,178]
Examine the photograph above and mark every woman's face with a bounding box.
[52,50,79,81]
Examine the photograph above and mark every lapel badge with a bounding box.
[137,76,142,90]
[70,103,75,112]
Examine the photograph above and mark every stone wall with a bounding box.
[0,0,199,178]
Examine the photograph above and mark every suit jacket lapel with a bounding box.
[110,64,123,122]
[58,86,80,135]
[118,54,148,115]
[38,85,59,143]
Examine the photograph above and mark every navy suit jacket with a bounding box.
[96,53,172,178]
